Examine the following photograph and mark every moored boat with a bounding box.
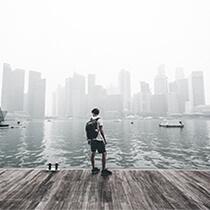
[159,123,184,128]
[0,123,9,128]
[159,120,184,128]
[0,107,9,128]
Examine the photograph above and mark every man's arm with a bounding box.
[99,126,107,144]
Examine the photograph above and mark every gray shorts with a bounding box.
[90,140,106,153]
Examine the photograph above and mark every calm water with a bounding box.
[0,119,210,169]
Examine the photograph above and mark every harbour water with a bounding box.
[0,118,210,169]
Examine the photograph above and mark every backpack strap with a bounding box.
[90,117,100,122]
[90,117,100,130]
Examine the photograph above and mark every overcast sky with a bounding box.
[0,0,210,112]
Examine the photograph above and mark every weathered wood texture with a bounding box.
[0,169,210,210]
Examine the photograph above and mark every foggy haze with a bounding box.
[1,0,210,183]
[0,0,210,114]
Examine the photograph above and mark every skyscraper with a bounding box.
[88,74,96,95]
[132,93,141,115]
[139,82,152,114]
[175,80,189,113]
[118,69,131,114]
[153,65,168,115]
[27,71,46,118]
[65,77,73,117]
[12,69,25,111]
[175,67,185,80]
[151,94,168,116]
[167,92,179,114]
[51,91,57,117]
[189,71,205,110]
[104,94,123,118]
[154,64,168,95]
[1,63,25,112]
[71,73,86,118]
[87,74,96,112]
[168,68,189,114]
[56,84,66,117]
[1,63,12,111]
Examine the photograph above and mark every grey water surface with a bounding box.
[0,119,210,169]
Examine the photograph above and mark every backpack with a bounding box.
[85,118,100,139]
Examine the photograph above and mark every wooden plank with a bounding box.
[0,169,210,210]
[125,170,176,209]
[108,170,130,210]
[160,170,210,209]
[35,170,67,210]
[38,170,83,210]
[0,170,56,209]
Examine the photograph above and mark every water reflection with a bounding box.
[0,120,46,167]
[0,119,210,169]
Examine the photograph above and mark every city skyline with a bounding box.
[49,67,208,117]
[0,62,209,98]
[0,0,210,108]
[1,62,208,118]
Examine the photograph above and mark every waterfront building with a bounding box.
[51,91,57,117]
[71,73,86,118]
[151,94,168,116]
[189,71,205,111]
[12,69,25,111]
[167,92,179,114]
[107,84,119,95]
[175,78,189,113]
[56,85,66,118]
[87,74,96,112]
[139,82,152,115]
[87,74,96,95]
[104,94,123,118]
[27,71,46,118]
[132,93,141,115]
[1,63,12,111]
[153,65,168,115]
[1,63,25,112]
[154,64,168,95]
[118,69,131,114]
[175,67,185,80]
[65,77,73,117]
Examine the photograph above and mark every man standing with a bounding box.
[85,108,112,176]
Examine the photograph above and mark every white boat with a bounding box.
[144,116,153,120]
[0,108,9,128]
[159,120,184,128]
[126,115,136,119]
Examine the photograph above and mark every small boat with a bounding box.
[0,123,9,128]
[144,116,153,120]
[126,115,136,119]
[0,108,9,128]
[159,124,184,128]
[159,120,184,128]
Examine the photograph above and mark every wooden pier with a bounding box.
[0,169,210,210]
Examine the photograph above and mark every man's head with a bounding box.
[91,108,100,116]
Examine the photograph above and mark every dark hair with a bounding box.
[91,108,100,115]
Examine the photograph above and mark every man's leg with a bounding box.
[102,152,107,170]
[91,152,96,169]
